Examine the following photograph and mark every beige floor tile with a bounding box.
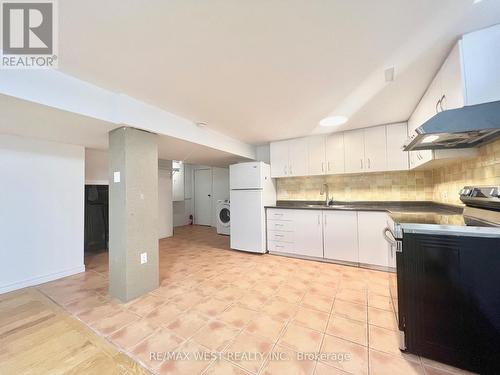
[368,325,402,356]
[313,361,351,375]
[320,334,368,375]
[275,285,306,304]
[292,306,329,332]
[301,292,334,313]
[261,345,316,375]
[145,302,185,326]
[192,297,233,317]
[368,294,393,311]
[109,318,157,351]
[369,349,424,375]
[126,294,167,317]
[63,294,109,315]
[225,331,274,373]
[335,288,367,305]
[76,303,123,325]
[326,315,367,346]
[237,291,269,311]
[261,297,298,320]
[130,327,184,369]
[156,339,213,375]
[332,299,367,322]
[91,309,140,336]
[245,313,287,342]
[167,290,206,310]
[192,320,240,351]
[368,306,398,331]
[279,322,323,353]
[165,309,209,339]
[204,359,251,375]
[217,305,257,329]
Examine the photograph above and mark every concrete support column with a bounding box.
[108,127,159,302]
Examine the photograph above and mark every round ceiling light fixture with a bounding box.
[319,115,348,127]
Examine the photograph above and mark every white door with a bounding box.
[307,136,326,176]
[288,138,308,177]
[293,210,323,258]
[344,129,365,173]
[270,140,289,178]
[325,132,345,174]
[230,190,265,253]
[364,126,387,172]
[323,211,358,263]
[386,123,409,171]
[194,169,212,226]
[158,168,173,239]
[358,212,389,267]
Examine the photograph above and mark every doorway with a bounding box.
[194,169,212,225]
[84,185,109,253]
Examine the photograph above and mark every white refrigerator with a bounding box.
[229,162,276,253]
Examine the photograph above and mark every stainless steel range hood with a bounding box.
[403,101,500,151]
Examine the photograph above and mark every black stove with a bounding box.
[460,186,500,227]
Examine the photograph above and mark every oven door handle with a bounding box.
[383,227,397,246]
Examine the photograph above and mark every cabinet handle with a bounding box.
[327,161,331,172]
[289,165,293,175]
[275,234,284,237]
[324,215,327,225]
[321,162,324,173]
[360,159,363,169]
[284,165,287,175]
[317,214,320,225]
[439,95,446,111]
[368,158,371,169]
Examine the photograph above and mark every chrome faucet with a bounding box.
[320,183,330,206]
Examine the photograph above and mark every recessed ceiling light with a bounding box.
[196,122,208,128]
[473,0,483,3]
[421,135,440,143]
[319,115,348,127]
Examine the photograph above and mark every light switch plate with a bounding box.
[113,171,121,183]
[140,252,147,264]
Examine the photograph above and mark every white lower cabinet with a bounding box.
[267,208,392,270]
[357,212,390,267]
[323,211,359,263]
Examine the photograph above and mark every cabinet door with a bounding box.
[439,43,465,111]
[307,136,326,176]
[325,133,345,174]
[270,140,289,178]
[293,210,323,258]
[386,123,409,171]
[364,126,387,172]
[343,129,365,173]
[323,211,358,263]
[288,138,308,177]
[358,212,389,267]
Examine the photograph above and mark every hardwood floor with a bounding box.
[0,288,150,375]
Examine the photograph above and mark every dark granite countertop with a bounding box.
[266,200,465,226]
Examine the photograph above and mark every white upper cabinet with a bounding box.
[270,138,308,178]
[344,129,365,173]
[288,138,308,177]
[325,132,345,174]
[307,136,326,176]
[408,24,500,169]
[386,123,409,171]
[172,161,184,201]
[270,140,289,178]
[364,126,387,172]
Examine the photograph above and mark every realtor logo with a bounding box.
[1,0,58,68]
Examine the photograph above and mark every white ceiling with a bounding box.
[57,0,500,144]
[0,95,249,167]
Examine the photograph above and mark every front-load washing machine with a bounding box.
[216,200,230,235]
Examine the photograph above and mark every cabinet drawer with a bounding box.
[267,220,294,232]
[268,231,294,243]
[267,209,294,221]
[268,240,294,253]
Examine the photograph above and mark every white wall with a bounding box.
[85,148,108,184]
[0,135,85,294]
[158,160,173,239]
[212,167,230,227]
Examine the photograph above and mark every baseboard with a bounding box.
[0,265,86,295]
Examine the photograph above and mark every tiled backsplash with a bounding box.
[277,139,500,205]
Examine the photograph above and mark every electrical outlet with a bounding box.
[140,252,147,264]
[113,171,121,183]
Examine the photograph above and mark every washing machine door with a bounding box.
[218,205,230,227]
